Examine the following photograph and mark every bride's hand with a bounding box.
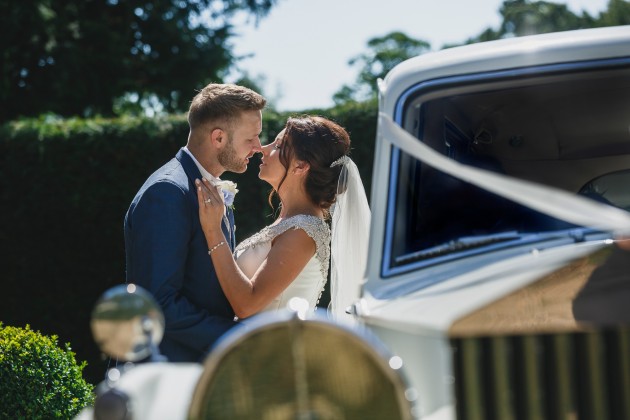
[196,178,226,237]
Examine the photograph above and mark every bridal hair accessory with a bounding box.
[204,198,212,204]
[329,156,371,322]
[330,155,350,168]
[214,180,239,207]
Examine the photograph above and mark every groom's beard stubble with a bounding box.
[218,135,246,173]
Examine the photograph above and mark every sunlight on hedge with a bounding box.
[0,323,94,419]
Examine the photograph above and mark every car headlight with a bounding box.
[188,310,415,419]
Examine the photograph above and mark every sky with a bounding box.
[226,0,611,111]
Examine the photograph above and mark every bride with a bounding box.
[195,115,370,320]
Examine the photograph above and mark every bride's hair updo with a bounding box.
[273,116,350,210]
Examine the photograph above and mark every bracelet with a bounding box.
[208,241,226,255]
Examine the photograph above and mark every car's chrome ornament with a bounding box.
[91,283,165,362]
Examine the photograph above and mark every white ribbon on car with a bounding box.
[379,112,630,236]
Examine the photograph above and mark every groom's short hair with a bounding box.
[188,83,266,130]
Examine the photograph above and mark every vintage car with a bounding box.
[360,24,630,420]
[79,25,630,420]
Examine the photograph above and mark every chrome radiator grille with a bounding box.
[451,328,630,420]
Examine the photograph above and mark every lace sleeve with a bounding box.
[272,215,331,280]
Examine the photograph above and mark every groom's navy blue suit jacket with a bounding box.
[124,148,236,362]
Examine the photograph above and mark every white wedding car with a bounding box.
[79,26,630,420]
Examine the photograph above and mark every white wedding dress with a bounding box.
[233,215,331,313]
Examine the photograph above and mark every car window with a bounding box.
[385,60,630,276]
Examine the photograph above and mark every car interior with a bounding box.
[391,63,630,266]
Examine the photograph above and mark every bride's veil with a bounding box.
[329,157,371,321]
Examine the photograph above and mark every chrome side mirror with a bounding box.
[91,283,165,362]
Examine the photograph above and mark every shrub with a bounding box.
[0,323,94,419]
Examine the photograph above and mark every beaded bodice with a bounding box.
[234,215,331,313]
[234,215,330,279]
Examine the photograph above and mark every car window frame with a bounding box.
[382,56,630,279]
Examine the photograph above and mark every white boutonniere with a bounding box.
[215,180,239,208]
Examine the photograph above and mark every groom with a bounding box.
[124,83,266,362]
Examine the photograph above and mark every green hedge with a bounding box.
[0,101,377,385]
[0,323,94,418]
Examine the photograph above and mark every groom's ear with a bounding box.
[210,128,225,146]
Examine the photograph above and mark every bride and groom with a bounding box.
[124,83,370,363]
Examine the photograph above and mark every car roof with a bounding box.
[379,26,630,115]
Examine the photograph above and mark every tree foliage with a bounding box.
[0,0,276,122]
[598,0,630,26]
[336,0,629,103]
[461,0,630,44]
[333,31,430,104]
